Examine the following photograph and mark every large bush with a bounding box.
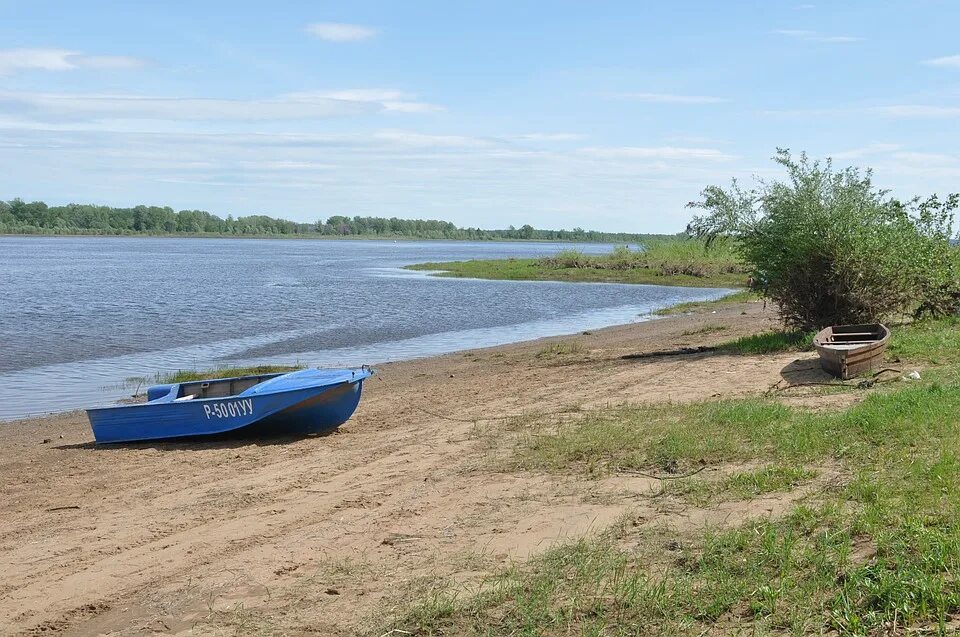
[687,150,959,330]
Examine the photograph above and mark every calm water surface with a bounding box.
[0,237,731,420]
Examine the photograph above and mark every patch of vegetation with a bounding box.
[160,364,304,384]
[407,237,750,288]
[689,149,960,329]
[680,324,729,337]
[722,463,818,500]
[539,238,746,278]
[661,463,818,507]
[888,316,960,366]
[718,330,814,355]
[536,340,585,359]
[654,289,759,315]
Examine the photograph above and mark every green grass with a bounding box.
[407,238,750,289]
[711,315,960,359]
[680,324,729,337]
[654,290,759,315]
[718,330,815,355]
[393,381,960,635]
[888,316,960,365]
[663,464,820,506]
[721,464,818,498]
[536,340,586,359]
[160,364,304,384]
[387,317,960,635]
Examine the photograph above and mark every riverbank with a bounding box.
[3,301,958,634]
[407,239,749,288]
[408,257,747,287]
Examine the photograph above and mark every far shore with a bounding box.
[0,229,675,245]
[0,232,619,243]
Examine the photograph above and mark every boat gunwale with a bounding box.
[86,369,372,413]
[813,323,891,351]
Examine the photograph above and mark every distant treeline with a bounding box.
[0,199,662,242]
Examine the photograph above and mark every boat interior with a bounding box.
[174,373,284,401]
[819,324,887,347]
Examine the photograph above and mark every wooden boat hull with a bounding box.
[86,368,371,444]
[813,324,890,380]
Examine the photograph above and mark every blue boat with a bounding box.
[86,367,373,444]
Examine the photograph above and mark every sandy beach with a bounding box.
[1,299,851,636]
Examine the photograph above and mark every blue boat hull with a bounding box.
[240,382,364,437]
[86,368,370,444]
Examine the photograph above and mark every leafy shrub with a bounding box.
[688,149,960,330]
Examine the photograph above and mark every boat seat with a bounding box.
[175,394,197,401]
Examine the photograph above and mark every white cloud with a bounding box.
[305,22,378,42]
[829,146,960,181]
[291,89,406,101]
[814,35,863,43]
[891,151,960,165]
[578,146,736,161]
[0,48,145,75]
[0,89,442,122]
[773,29,864,43]
[382,101,445,113]
[372,130,496,148]
[763,104,960,119]
[606,92,728,104]
[511,133,586,142]
[0,124,754,231]
[280,89,444,113]
[74,55,145,70]
[922,55,960,68]
[870,105,960,118]
[829,143,901,159]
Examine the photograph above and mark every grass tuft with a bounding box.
[535,341,585,359]
[681,324,729,337]
[160,364,304,384]
[655,289,759,315]
[719,330,814,355]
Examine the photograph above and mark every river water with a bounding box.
[0,237,731,420]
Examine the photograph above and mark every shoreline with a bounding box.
[0,286,739,423]
[2,310,661,425]
[0,296,785,634]
[0,294,759,430]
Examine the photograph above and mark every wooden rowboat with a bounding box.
[813,324,890,380]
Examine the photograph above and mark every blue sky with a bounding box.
[1,1,959,233]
